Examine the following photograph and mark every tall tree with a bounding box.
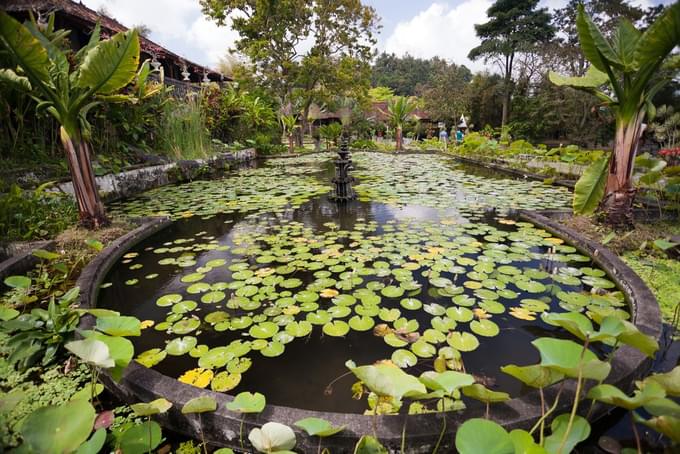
[420,61,472,125]
[468,0,553,130]
[201,0,378,125]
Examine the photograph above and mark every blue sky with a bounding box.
[82,0,673,73]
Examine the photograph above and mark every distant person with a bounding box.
[439,128,449,150]
[456,129,464,143]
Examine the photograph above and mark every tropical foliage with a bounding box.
[0,12,141,228]
[550,3,680,223]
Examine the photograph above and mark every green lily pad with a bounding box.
[166,336,198,356]
[349,315,375,331]
[379,308,401,322]
[381,286,405,298]
[285,321,313,337]
[156,294,183,307]
[447,332,480,352]
[400,298,422,310]
[249,322,279,339]
[261,341,285,357]
[323,320,350,337]
[470,319,500,337]
[411,340,437,358]
[392,349,418,368]
[172,318,200,335]
[201,291,226,304]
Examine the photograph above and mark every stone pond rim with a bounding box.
[75,211,662,453]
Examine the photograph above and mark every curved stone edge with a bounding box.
[76,211,663,453]
[0,241,56,287]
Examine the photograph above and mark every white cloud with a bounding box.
[383,1,493,72]
[81,0,236,67]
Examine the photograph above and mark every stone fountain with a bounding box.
[329,135,356,202]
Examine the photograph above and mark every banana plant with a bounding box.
[549,3,680,224]
[383,96,418,151]
[279,113,299,154]
[0,12,140,228]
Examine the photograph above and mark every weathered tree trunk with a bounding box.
[396,126,403,151]
[287,134,295,154]
[600,113,645,226]
[60,127,108,229]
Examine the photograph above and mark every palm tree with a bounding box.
[550,3,680,225]
[384,96,418,150]
[0,12,140,228]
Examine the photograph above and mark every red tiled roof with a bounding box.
[1,0,228,79]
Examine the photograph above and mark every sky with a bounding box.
[81,0,672,73]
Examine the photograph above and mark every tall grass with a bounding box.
[161,92,211,160]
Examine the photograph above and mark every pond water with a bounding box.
[101,152,627,414]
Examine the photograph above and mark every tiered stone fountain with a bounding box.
[329,135,356,202]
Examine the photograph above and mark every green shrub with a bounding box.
[0,184,76,242]
[350,139,378,150]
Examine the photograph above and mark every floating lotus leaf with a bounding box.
[516,280,547,293]
[400,298,422,310]
[322,320,350,337]
[411,340,436,358]
[249,322,279,339]
[236,285,258,297]
[261,341,285,357]
[384,333,408,347]
[198,347,234,369]
[333,294,357,306]
[378,308,401,322]
[582,276,616,289]
[190,344,208,358]
[497,265,521,275]
[328,306,352,318]
[447,332,480,352]
[423,303,446,316]
[178,368,213,388]
[172,301,197,314]
[166,336,197,356]
[227,357,252,374]
[509,307,537,320]
[394,318,419,333]
[307,311,331,325]
[392,349,418,368]
[230,316,253,330]
[136,348,167,367]
[470,319,500,337]
[423,329,447,344]
[355,304,380,317]
[187,283,211,294]
[296,291,319,304]
[156,294,182,307]
[172,318,200,335]
[446,307,473,323]
[381,286,404,298]
[431,316,457,332]
[349,315,375,331]
[285,321,313,337]
[181,273,205,283]
[251,339,268,350]
[452,295,475,307]
[479,300,505,314]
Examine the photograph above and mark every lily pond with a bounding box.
[101,152,627,414]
